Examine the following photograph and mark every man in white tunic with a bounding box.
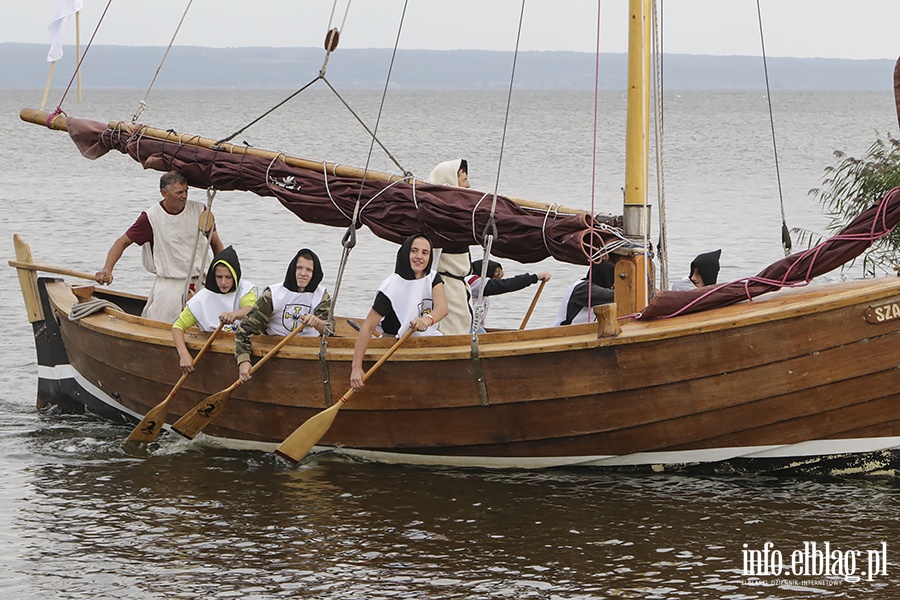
[94,171,224,323]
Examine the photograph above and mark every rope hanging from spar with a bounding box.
[471,0,526,334]
[213,0,409,176]
[755,0,791,256]
[132,0,195,123]
[181,186,217,306]
[327,0,411,331]
[584,0,604,314]
[45,0,114,126]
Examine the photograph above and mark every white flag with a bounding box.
[47,0,85,62]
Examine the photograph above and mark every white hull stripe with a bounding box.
[38,365,900,469]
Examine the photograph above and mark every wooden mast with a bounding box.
[616,0,653,316]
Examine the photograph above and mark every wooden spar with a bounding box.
[18,107,607,221]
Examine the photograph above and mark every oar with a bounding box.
[519,279,547,330]
[171,323,306,439]
[8,258,99,282]
[275,328,415,463]
[125,321,225,443]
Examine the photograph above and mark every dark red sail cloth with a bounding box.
[637,186,900,320]
[66,117,624,266]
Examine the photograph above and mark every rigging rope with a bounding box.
[651,0,669,290]
[585,0,603,314]
[181,187,217,306]
[47,0,114,124]
[471,0,527,333]
[131,0,194,123]
[328,0,410,328]
[755,0,792,256]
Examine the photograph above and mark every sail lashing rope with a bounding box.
[756,0,792,256]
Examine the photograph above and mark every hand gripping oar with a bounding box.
[519,279,547,330]
[126,322,225,443]
[275,328,415,463]
[171,324,305,439]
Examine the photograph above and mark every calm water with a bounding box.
[1,87,899,598]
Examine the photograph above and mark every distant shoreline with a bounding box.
[1,43,895,91]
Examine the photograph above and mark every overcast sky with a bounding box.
[6,1,900,60]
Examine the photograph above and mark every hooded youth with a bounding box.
[372,234,443,337]
[671,249,722,291]
[267,248,328,337]
[179,245,257,332]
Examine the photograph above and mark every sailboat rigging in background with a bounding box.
[10,0,900,474]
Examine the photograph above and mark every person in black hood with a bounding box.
[349,234,449,391]
[234,248,333,383]
[671,249,722,291]
[171,245,258,374]
[553,261,616,326]
[468,259,551,331]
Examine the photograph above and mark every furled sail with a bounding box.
[62,116,625,266]
[638,186,900,320]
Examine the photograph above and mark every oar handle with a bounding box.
[519,279,547,330]
[8,259,97,282]
[168,321,226,398]
[248,323,305,375]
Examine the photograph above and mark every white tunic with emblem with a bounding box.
[266,283,327,337]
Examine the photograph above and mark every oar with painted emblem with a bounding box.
[171,323,305,439]
[126,321,225,443]
[275,328,414,463]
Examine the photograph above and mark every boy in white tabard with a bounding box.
[171,245,257,374]
[234,249,333,383]
[94,171,225,323]
[350,234,449,391]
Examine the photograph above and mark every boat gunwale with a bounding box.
[42,275,900,361]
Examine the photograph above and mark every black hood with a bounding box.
[204,245,241,294]
[395,234,434,281]
[588,261,616,289]
[691,249,722,286]
[284,248,324,292]
[471,259,502,279]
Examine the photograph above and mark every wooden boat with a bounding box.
[11,1,900,473]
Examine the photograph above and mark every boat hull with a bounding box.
[27,276,900,474]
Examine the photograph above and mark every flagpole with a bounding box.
[40,62,56,112]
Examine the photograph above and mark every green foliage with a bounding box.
[802,133,900,276]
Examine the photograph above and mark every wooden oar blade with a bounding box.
[170,387,235,440]
[125,399,171,443]
[274,402,343,463]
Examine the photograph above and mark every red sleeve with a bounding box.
[125,211,153,246]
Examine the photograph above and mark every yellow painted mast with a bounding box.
[615,0,653,316]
